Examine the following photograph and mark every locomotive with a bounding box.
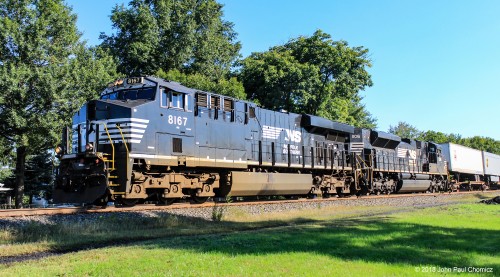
[54,76,483,206]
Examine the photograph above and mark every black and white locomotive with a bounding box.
[53,76,469,206]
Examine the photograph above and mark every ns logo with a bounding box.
[262,125,301,143]
[285,129,302,143]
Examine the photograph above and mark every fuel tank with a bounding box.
[227,171,313,196]
[396,173,431,193]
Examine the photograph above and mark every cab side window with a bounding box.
[170,92,184,109]
[161,88,185,110]
[161,88,168,107]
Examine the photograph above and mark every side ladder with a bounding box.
[102,124,123,195]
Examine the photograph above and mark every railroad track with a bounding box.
[0,190,497,218]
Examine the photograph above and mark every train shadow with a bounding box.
[140,215,499,270]
[1,204,499,270]
[471,193,493,200]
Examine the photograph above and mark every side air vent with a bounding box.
[223,98,233,112]
[196,93,208,107]
[195,92,207,116]
[210,95,220,109]
[223,98,235,122]
[172,138,182,153]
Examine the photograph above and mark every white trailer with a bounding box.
[440,142,486,190]
[482,151,500,184]
[482,151,500,176]
[441,143,484,175]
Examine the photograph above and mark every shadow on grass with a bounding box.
[472,193,494,200]
[142,216,500,269]
[1,203,499,270]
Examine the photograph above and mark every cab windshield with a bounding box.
[101,87,156,101]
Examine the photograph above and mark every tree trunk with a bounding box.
[15,146,27,209]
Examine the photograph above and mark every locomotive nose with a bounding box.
[70,100,133,154]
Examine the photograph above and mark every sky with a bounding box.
[66,0,500,140]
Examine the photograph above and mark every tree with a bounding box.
[100,0,241,80]
[461,136,500,155]
[23,151,54,201]
[388,121,421,139]
[0,136,13,184]
[325,94,377,129]
[3,151,54,204]
[240,50,321,112]
[388,122,500,155]
[239,30,375,128]
[0,0,118,208]
[417,130,459,144]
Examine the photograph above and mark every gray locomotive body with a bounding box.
[54,76,449,205]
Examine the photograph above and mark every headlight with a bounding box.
[85,143,94,151]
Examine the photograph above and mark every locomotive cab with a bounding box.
[426,142,447,174]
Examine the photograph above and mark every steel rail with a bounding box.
[0,190,497,218]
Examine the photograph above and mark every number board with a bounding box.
[126,77,144,85]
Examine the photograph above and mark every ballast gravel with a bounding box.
[0,192,498,228]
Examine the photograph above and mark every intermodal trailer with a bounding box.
[441,142,485,189]
[482,151,500,185]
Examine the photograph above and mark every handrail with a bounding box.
[352,152,374,190]
[355,153,370,169]
[115,124,130,155]
[103,123,115,170]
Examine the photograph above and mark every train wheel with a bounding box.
[307,193,317,199]
[192,196,209,204]
[93,194,109,209]
[157,195,176,206]
[118,198,138,207]
[336,188,344,198]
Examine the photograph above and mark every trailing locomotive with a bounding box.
[53,76,476,206]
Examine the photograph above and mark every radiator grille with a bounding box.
[210,95,220,109]
[196,93,207,107]
[223,98,233,112]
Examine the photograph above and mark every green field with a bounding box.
[1,195,499,276]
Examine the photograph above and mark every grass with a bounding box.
[0,204,385,257]
[0,193,499,276]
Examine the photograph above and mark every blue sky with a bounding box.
[66,0,500,140]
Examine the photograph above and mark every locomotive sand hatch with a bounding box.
[53,76,500,206]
